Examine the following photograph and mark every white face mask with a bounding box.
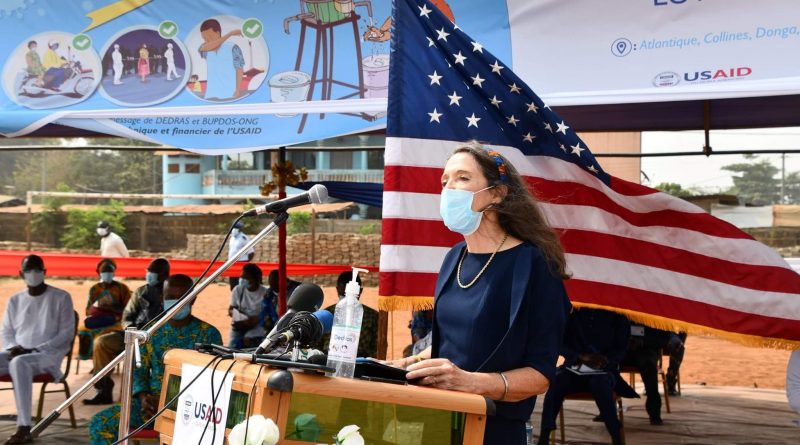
[100,272,115,283]
[97,228,109,236]
[232,228,241,237]
[23,270,45,287]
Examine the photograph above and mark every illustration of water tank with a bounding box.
[268,70,312,117]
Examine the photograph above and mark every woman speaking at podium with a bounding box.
[400,142,571,444]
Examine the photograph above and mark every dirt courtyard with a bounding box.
[0,277,794,390]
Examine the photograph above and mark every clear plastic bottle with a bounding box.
[326,267,368,378]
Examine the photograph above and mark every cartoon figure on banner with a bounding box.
[185,15,268,102]
[98,27,190,107]
[1,31,100,109]
[138,44,150,82]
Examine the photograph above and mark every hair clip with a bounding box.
[486,149,508,182]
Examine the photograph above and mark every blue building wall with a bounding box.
[162,154,204,206]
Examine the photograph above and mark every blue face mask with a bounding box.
[145,271,160,286]
[238,278,250,290]
[439,186,494,235]
[100,272,114,283]
[164,299,191,320]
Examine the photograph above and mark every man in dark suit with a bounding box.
[538,308,633,445]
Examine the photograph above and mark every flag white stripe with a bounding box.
[566,253,800,320]
[379,244,800,320]
[379,245,452,272]
[383,191,790,269]
[385,137,705,214]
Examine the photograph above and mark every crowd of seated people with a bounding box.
[0,254,383,444]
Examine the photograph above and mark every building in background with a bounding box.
[160,132,640,215]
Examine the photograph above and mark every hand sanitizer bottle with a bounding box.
[326,267,368,378]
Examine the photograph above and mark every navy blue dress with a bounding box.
[433,241,571,444]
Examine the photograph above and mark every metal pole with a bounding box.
[117,329,149,444]
[26,191,32,252]
[278,147,288,315]
[31,212,290,438]
[781,153,786,204]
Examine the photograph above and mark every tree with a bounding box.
[721,155,780,206]
[654,182,696,197]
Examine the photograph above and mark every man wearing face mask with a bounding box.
[228,263,270,348]
[88,274,221,445]
[227,221,255,289]
[97,221,129,258]
[1,255,75,444]
[77,259,131,364]
[84,258,170,405]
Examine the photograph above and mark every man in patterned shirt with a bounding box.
[319,272,379,358]
[88,274,222,445]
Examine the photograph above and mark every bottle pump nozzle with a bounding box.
[346,267,369,297]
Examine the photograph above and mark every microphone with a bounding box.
[265,283,325,340]
[243,184,328,216]
[255,310,333,354]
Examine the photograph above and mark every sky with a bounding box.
[640,127,800,193]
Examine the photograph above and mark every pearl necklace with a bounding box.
[456,233,509,289]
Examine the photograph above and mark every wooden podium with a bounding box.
[156,349,492,445]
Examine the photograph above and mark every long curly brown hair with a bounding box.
[453,141,569,279]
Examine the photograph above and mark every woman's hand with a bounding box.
[405,358,476,393]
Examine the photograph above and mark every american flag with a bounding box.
[380,0,800,345]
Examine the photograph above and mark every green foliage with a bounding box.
[60,201,126,249]
[7,148,161,200]
[287,211,311,235]
[31,183,72,244]
[358,222,378,235]
[721,155,780,206]
[654,182,696,198]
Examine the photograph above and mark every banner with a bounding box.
[0,0,512,152]
[174,363,233,445]
[507,0,800,105]
[0,250,378,278]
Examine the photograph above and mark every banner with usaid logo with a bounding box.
[174,364,234,445]
[506,0,800,105]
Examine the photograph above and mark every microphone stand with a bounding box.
[31,212,290,443]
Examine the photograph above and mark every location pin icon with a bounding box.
[616,41,627,54]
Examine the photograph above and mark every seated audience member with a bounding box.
[1,255,75,444]
[84,258,170,405]
[666,332,687,396]
[788,349,800,415]
[538,308,634,445]
[622,323,678,425]
[408,310,433,357]
[265,269,301,310]
[88,274,222,445]
[320,271,379,358]
[78,259,131,359]
[228,263,272,348]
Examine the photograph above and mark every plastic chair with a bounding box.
[551,391,625,445]
[0,311,79,428]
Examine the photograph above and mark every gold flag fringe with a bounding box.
[574,302,800,351]
[378,296,435,312]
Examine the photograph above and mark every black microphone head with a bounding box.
[273,311,298,334]
[308,184,328,205]
[287,283,324,312]
[306,351,327,366]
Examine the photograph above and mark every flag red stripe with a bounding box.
[382,218,796,293]
[384,166,751,239]
[379,271,439,298]
[567,280,800,341]
[560,230,800,294]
